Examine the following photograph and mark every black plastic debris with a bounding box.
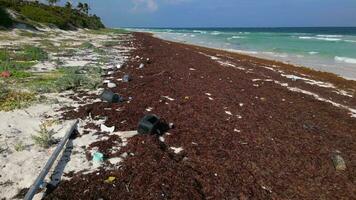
[138,114,161,134]
[123,75,131,82]
[100,90,123,103]
[137,115,172,135]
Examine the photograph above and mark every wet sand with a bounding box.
[46,32,356,199]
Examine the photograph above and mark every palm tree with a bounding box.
[65,1,72,9]
[83,3,90,15]
[77,2,84,12]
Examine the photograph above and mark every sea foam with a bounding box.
[335,56,356,64]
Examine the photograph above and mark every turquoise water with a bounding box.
[129,27,356,79]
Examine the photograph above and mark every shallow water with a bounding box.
[128,27,356,79]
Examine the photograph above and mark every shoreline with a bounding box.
[145,31,356,92]
[46,32,356,199]
[145,30,356,80]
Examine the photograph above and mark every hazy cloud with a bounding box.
[131,0,158,12]
[131,0,190,13]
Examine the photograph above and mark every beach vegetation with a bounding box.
[22,45,48,61]
[31,122,56,148]
[0,88,36,111]
[0,61,34,78]
[14,141,25,152]
[55,66,102,91]
[80,42,95,49]
[102,40,120,47]
[0,6,13,28]
[17,30,44,38]
[27,66,102,93]
[86,28,129,35]
[0,0,105,30]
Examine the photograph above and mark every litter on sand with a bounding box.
[104,176,116,184]
[100,90,124,103]
[100,124,115,133]
[92,152,104,164]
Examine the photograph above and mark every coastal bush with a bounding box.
[0,49,9,61]
[0,61,34,78]
[0,6,13,28]
[0,0,105,30]
[55,67,102,91]
[18,30,44,38]
[14,141,25,152]
[87,28,129,35]
[81,42,95,49]
[0,89,36,111]
[23,45,48,61]
[31,122,56,148]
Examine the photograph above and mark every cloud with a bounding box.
[131,0,190,13]
[131,0,158,12]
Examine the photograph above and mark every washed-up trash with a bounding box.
[123,74,131,82]
[332,154,346,171]
[0,71,11,78]
[100,124,115,133]
[139,63,144,69]
[107,82,117,88]
[104,176,116,184]
[100,90,123,103]
[146,58,151,64]
[138,114,172,135]
[138,114,161,134]
[92,152,104,164]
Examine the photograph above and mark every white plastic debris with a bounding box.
[107,82,117,88]
[139,63,144,69]
[225,111,232,115]
[170,147,183,154]
[162,96,175,101]
[100,124,115,133]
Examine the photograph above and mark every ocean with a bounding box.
[129,27,356,79]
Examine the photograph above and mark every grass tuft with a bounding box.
[31,122,56,148]
[14,141,25,152]
[0,89,36,111]
[23,45,48,61]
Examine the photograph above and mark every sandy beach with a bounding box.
[38,32,356,199]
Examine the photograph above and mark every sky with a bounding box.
[63,0,356,28]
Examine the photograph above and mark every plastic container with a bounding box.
[100,90,123,103]
[123,74,131,82]
[137,114,161,134]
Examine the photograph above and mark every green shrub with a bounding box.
[0,0,105,30]
[23,45,48,61]
[0,6,13,28]
[0,61,34,78]
[80,42,95,49]
[0,90,36,111]
[14,141,25,152]
[0,49,9,61]
[31,123,56,148]
[54,66,102,91]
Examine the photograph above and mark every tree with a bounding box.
[65,1,72,9]
[83,3,90,15]
[77,2,84,12]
